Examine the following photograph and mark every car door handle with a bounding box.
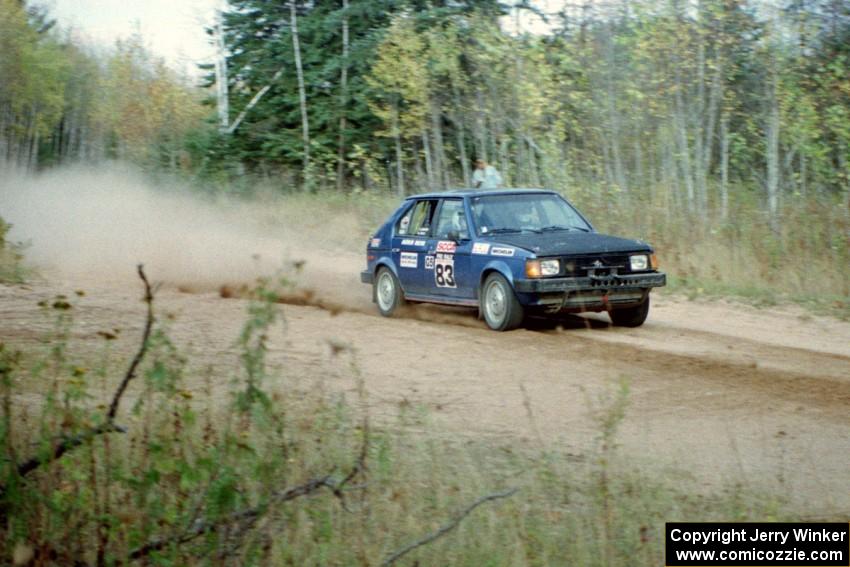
[392,248,400,252]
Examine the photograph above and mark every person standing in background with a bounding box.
[472,159,503,189]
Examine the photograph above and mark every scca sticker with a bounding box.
[400,252,418,268]
[491,247,515,257]
[472,242,490,255]
[434,253,456,288]
[436,241,457,253]
[424,255,435,270]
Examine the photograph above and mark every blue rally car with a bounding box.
[360,189,666,331]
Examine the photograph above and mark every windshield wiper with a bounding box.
[485,227,523,234]
[540,225,590,233]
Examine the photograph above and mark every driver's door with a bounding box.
[423,199,474,300]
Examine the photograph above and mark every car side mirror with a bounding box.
[447,230,460,242]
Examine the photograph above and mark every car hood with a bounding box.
[489,231,651,256]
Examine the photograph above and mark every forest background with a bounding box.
[1,0,849,310]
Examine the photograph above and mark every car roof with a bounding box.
[405,188,558,200]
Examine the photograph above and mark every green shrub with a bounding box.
[0,217,27,284]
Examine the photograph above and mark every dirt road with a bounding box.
[2,170,849,516]
[3,259,850,517]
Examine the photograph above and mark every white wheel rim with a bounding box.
[485,281,506,325]
[377,272,395,311]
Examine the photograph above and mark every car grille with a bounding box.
[560,253,632,277]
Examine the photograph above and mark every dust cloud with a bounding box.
[0,165,479,320]
[0,165,361,298]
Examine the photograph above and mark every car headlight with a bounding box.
[526,259,560,278]
[630,254,649,271]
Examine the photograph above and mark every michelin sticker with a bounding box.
[472,242,490,255]
[491,246,515,257]
[400,252,418,268]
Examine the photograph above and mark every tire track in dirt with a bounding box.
[541,329,850,418]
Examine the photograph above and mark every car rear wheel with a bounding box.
[375,267,404,317]
[609,295,650,327]
[481,273,524,331]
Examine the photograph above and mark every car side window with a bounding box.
[433,199,469,240]
[397,200,437,236]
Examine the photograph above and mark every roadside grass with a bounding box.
[0,275,795,565]
[0,217,29,284]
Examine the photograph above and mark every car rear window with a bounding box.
[397,200,438,236]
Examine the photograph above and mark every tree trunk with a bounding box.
[290,1,311,184]
[336,0,349,191]
[499,137,510,187]
[526,140,540,187]
[430,102,449,188]
[604,23,627,194]
[0,105,7,166]
[720,113,729,221]
[766,72,780,232]
[215,9,229,133]
[29,123,39,171]
[421,129,434,190]
[474,86,487,161]
[393,106,405,197]
[454,111,470,187]
[413,137,425,190]
[451,86,471,187]
[674,90,695,212]
[699,61,723,216]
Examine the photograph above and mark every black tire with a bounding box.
[480,273,525,331]
[374,267,404,317]
[609,295,650,327]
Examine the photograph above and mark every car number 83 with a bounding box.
[435,254,456,288]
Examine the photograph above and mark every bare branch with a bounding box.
[129,427,371,561]
[16,423,126,478]
[332,416,369,510]
[107,264,154,421]
[128,475,335,560]
[226,67,285,135]
[380,487,519,567]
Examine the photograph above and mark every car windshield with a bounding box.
[470,193,591,236]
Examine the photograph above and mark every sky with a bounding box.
[45,0,566,76]
[47,0,221,76]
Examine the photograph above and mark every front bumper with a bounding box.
[360,270,374,284]
[513,272,666,293]
[514,272,666,312]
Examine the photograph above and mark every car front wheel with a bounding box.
[374,267,404,317]
[609,295,650,327]
[481,273,524,331]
